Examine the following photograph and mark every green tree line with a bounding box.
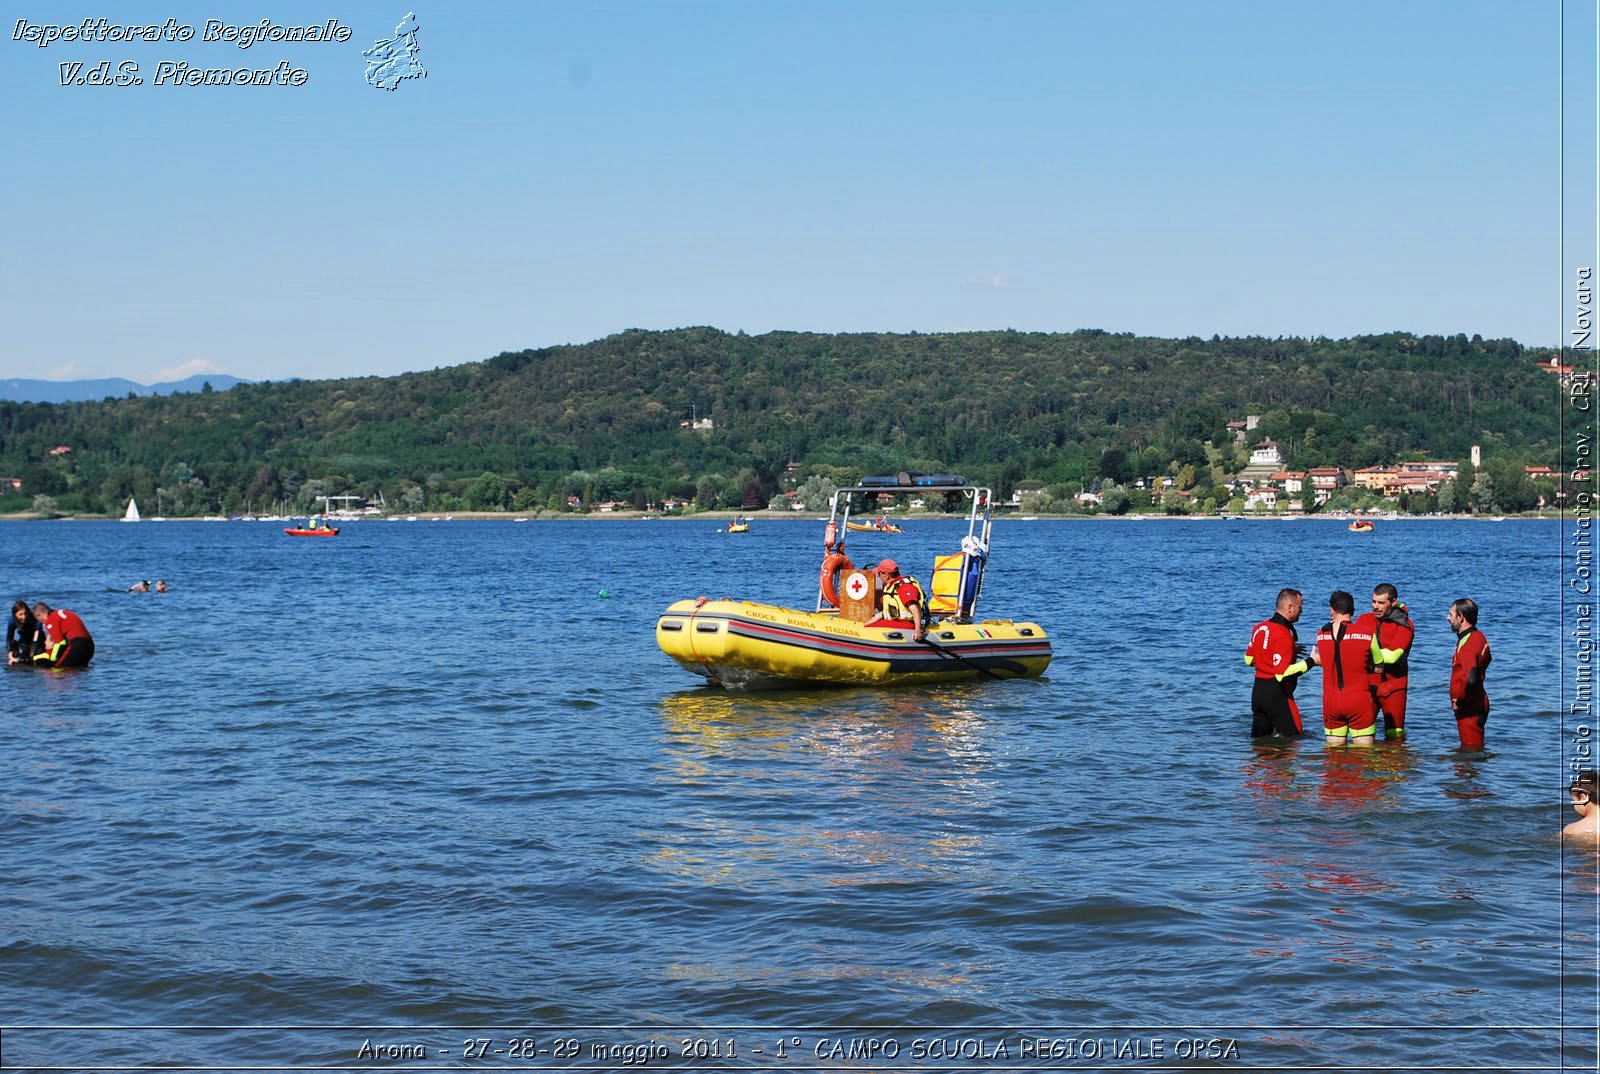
[0,327,1567,516]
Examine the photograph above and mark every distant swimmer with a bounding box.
[155,580,167,593]
[31,602,94,668]
[1245,588,1306,737]
[1447,598,1491,750]
[6,600,47,665]
[1566,770,1599,840]
[1358,583,1414,740]
[129,580,150,593]
[1283,591,1379,747]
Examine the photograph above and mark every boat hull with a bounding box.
[284,528,340,536]
[656,599,1051,689]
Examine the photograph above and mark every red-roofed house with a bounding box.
[1308,468,1345,504]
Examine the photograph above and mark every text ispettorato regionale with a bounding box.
[13,18,354,50]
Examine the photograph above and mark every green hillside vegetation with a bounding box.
[0,328,1566,517]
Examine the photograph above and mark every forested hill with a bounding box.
[0,328,1563,515]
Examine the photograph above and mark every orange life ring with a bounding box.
[820,551,854,606]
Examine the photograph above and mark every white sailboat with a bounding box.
[122,497,141,522]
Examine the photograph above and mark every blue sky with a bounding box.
[1,1,1592,383]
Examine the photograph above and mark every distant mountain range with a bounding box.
[0,374,250,403]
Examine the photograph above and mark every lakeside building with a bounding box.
[1249,440,1283,468]
[1245,486,1278,511]
[1270,470,1306,494]
[1307,468,1345,505]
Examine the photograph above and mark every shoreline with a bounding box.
[0,510,1564,523]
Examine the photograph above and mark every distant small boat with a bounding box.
[1348,520,1375,533]
[285,516,339,537]
[726,518,750,534]
[121,498,140,522]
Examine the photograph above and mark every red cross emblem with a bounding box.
[844,572,869,600]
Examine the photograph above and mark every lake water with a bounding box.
[1,517,1593,1071]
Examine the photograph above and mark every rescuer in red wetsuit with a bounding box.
[1245,588,1306,737]
[30,602,94,668]
[1355,583,1415,740]
[1448,597,1492,750]
[1293,591,1379,746]
[867,559,927,640]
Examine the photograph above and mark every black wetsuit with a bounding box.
[7,616,47,663]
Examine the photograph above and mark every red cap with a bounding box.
[874,559,898,575]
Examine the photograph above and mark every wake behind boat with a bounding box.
[657,476,1051,689]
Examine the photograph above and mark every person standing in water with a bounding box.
[1447,598,1491,750]
[1246,588,1306,737]
[1282,591,1379,747]
[1359,583,1414,740]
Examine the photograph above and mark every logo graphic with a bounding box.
[845,573,869,601]
[363,12,425,90]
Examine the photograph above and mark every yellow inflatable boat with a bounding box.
[656,599,1050,689]
[656,477,1052,689]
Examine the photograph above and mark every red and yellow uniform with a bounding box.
[35,608,94,668]
[875,576,926,628]
[1246,613,1304,737]
[1315,619,1378,742]
[1450,627,1492,750]
[1357,605,1414,738]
